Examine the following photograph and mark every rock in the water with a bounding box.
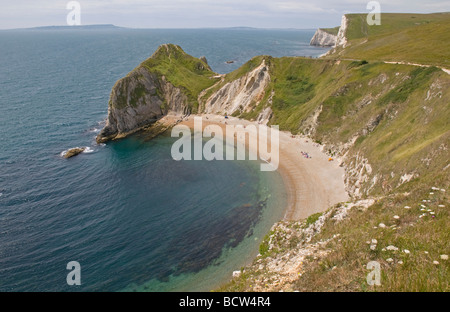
[63,147,85,159]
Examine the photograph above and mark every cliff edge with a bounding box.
[310,28,339,47]
[96,44,217,143]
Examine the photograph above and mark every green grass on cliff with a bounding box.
[108,24,449,291]
[217,50,449,292]
[321,26,340,36]
[221,179,449,292]
[327,13,450,68]
[229,53,449,198]
[141,44,218,112]
[293,179,449,292]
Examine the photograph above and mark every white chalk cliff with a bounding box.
[335,15,349,48]
[203,60,271,115]
[310,29,338,47]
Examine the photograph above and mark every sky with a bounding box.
[0,0,449,30]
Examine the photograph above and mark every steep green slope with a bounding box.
[230,56,449,198]
[216,41,449,291]
[99,35,449,290]
[327,13,450,68]
[97,44,218,143]
[321,26,340,36]
[140,44,218,111]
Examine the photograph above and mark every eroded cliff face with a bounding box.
[203,60,271,115]
[97,43,216,143]
[97,67,190,143]
[335,15,349,48]
[310,29,338,47]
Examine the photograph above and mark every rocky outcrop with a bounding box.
[203,60,270,115]
[318,15,348,58]
[257,107,273,125]
[97,46,274,143]
[96,45,202,143]
[199,56,212,71]
[63,147,85,159]
[335,15,349,48]
[310,29,338,47]
[97,67,190,143]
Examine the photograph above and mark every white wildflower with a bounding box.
[386,245,399,251]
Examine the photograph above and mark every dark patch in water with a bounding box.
[162,198,267,280]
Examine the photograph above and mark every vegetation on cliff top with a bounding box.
[326,12,450,68]
[101,12,449,290]
[230,55,449,199]
[141,44,218,112]
[320,26,340,36]
[214,13,449,292]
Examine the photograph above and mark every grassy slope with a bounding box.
[216,15,449,291]
[321,26,340,36]
[140,44,218,112]
[232,56,449,198]
[295,181,449,291]
[326,13,450,68]
[114,19,448,291]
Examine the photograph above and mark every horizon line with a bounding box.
[0,24,320,31]
[1,11,448,31]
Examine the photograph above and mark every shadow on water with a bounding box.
[162,198,267,281]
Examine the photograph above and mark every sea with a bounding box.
[0,27,329,292]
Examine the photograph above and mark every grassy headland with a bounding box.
[214,13,449,292]
[326,13,450,68]
[101,15,449,290]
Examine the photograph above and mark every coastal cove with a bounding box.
[101,110,349,291]
[0,28,328,292]
[1,7,448,294]
[162,113,349,221]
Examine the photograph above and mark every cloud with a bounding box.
[268,1,333,13]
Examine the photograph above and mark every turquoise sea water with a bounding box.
[0,28,329,291]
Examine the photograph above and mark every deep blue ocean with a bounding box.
[0,27,329,291]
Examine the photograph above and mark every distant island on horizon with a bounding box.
[1,24,320,31]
